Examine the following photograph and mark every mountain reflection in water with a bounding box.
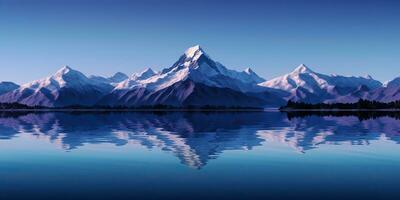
[0,111,399,169]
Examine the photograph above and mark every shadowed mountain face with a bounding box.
[0,82,19,95]
[2,46,400,107]
[0,46,285,108]
[0,111,399,168]
[99,80,269,107]
[100,45,283,107]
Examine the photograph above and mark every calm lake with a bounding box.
[1,111,400,200]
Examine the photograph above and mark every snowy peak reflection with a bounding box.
[0,112,271,168]
[0,111,399,168]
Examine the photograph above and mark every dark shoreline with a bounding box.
[0,108,267,112]
[280,108,400,112]
[281,110,400,120]
[0,108,399,112]
[0,108,399,121]
[280,99,400,111]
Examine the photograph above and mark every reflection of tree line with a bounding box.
[0,111,399,168]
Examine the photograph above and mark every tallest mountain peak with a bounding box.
[184,45,206,59]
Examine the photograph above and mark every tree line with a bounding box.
[281,99,400,110]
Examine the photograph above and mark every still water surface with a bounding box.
[0,111,399,200]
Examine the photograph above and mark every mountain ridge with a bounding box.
[0,45,398,108]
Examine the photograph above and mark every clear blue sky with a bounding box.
[1,0,400,84]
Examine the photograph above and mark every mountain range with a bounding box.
[1,45,399,108]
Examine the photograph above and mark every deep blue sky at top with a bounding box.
[1,0,400,84]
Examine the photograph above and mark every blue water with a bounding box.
[0,111,400,200]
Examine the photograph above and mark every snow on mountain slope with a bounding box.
[99,80,267,107]
[115,68,157,89]
[100,45,283,107]
[259,64,382,103]
[131,68,157,81]
[368,77,400,102]
[115,45,265,92]
[2,46,394,107]
[109,72,129,83]
[0,82,19,95]
[324,85,372,103]
[242,67,265,83]
[90,72,129,85]
[384,77,400,88]
[18,66,111,92]
[0,66,114,107]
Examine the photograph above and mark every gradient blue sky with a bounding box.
[1,0,400,84]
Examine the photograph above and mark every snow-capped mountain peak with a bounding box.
[162,45,265,91]
[53,65,88,82]
[52,66,93,88]
[20,66,107,93]
[56,65,72,74]
[293,64,313,74]
[0,66,115,107]
[114,45,266,92]
[259,64,383,103]
[140,67,155,75]
[241,67,265,83]
[179,45,213,70]
[184,45,205,59]
[132,68,156,80]
[259,64,323,92]
[54,65,87,80]
[89,72,128,85]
